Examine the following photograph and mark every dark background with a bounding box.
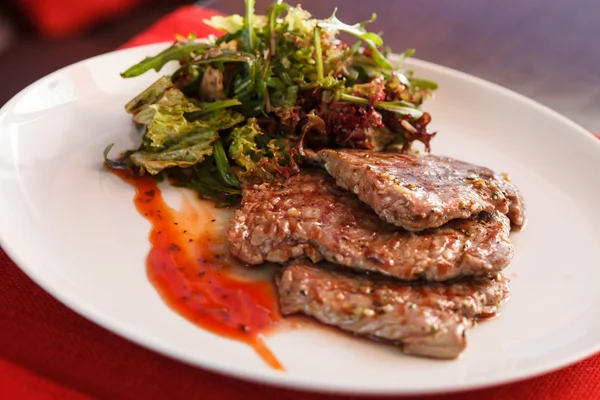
[0,0,193,106]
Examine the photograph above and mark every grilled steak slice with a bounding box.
[317,149,526,231]
[276,260,510,359]
[227,170,513,281]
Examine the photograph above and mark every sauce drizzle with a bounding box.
[113,169,283,370]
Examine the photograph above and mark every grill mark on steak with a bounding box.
[317,149,526,231]
[227,169,514,281]
[276,260,510,359]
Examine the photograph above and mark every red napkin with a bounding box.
[1,5,599,400]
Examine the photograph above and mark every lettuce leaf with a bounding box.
[284,5,316,35]
[203,14,267,34]
[126,77,243,147]
[124,76,175,115]
[228,117,265,174]
[204,14,246,33]
[130,129,219,174]
[146,107,244,148]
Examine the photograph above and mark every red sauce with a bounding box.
[113,169,283,370]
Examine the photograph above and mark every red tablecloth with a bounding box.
[2,5,599,400]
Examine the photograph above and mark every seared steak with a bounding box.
[317,149,526,231]
[227,170,513,281]
[276,260,510,359]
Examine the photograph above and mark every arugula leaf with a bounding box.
[314,27,324,81]
[242,0,257,52]
[121,41,209,78]
[213,139,241,186]
[184,99,242,120]
[267,0,289,55]
[340,93,424,119]
[103,143,135,170]
[409,78,439,90]
[168,161,241,207]
[376,101,424,119]
[193,48,254,64]
[399,48,416,60]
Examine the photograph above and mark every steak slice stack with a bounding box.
[317,149,526,231]
[228,170,513,281]
[227,149,525,360]
[277,260,510,359]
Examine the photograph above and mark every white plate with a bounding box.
[1,43,599,396]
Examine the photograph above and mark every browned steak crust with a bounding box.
[276,260,510,359]
[227,170,514,281]
[318,149,526,231]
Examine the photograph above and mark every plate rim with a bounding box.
[1,41,599,396]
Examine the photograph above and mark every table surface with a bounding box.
[203,0,600,133]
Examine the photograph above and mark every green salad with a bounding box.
[104,0,438,206]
